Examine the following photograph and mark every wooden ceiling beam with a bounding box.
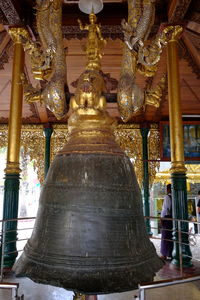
[182,79,200,104]
[182,31,200,71]
[0,0,22,25]
[187,21,200,34]
[0,32,10,55]
[0,23,5,32]
[34,103,49,123]
[0,31,11,69]
[168,0,192,23]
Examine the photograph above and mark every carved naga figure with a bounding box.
[117,0,173,122]
[20,0,68,120]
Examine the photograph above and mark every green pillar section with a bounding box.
[3,174,20,268]
[141,128,152,235]
[171,173,192,267]
[44,127,53,178]
[166,26,192,268]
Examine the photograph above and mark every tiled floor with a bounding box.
[0,274,138,300]
[140,279,200,300]
[0,260,199,300]
[157,259,200,279]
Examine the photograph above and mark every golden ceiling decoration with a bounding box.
[0,124,8,148]
[148,124,160,186]
[51,124,69,162]
[0,124,161,187]
[20,125,45,184]
[155,164,200,184]
[114,124,143,186]
[0,124,44,184]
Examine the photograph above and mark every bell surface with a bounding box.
[14,65,163,293]
[13,11,163,294]
[13,126,163,294]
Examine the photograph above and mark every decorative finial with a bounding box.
[78,13,106,71]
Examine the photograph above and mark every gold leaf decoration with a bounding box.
[0,125,44,183]
[114,124,143,186]
[0,123,161,187]
[0,125,8,149]
[20,125,45,184]
[51,124,69,161]
[148,124,160,186]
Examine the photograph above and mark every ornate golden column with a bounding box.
[167,27,186,175]
[167,26,192,267]
[3,27,25,268]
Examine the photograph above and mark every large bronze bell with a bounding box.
[14,83,163,293]
[14,11,163,291]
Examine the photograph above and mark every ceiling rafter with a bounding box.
[0,23,4,32]
[0,79,11,96]
[0,0,199,125]
[34,103,49,123]
[0,32,10,55]
[0,0,22,25]
[187,21,200,34]
[181,31,200,77]
[0,44,11,69]
[168,0,192,23]
[182,78,200,104]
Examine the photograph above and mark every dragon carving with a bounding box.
[19,0,68,120]
[117,0,179,122]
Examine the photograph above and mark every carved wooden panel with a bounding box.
[0,0,22,25]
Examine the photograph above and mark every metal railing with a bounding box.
[0,282,24,300]
[145,216,200,276]
[138,275,200,300]
[0,216,199,299]
[0,217,35,282]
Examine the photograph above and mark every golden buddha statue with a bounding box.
[78,13,106,71]
[69,13,115,136]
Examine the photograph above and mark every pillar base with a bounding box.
[170,172,192,268]
[171,258,193,268]
[145,219,153,236]
[2,173,20,268]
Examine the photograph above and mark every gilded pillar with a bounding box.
[3,28,25,268]
[167,26,192,267]
[141,127,152,235]
[44,126,53,178]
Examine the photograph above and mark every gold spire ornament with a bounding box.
[78,13,106,71]
[69,13,115,152]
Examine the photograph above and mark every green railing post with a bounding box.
[141,127,152,236]
[171,174,192,267]
[44,126,53,178]
[3,174,20,267]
